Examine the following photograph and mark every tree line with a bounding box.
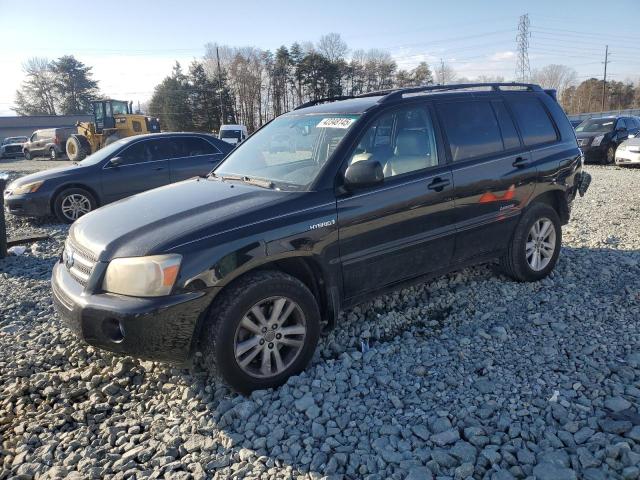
[13,36,640,129]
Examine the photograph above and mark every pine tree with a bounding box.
[51,55,99,114]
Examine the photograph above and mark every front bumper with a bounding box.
[580,144,607,163]
[615,148,640,166]
[3,190,51,217]
[51,260,215,363]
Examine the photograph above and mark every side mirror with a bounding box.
[109,156,123,167]
[344,160,384,189]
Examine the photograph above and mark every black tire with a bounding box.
[604,145,616,165]
[66,135,90,162]
[49,147,57,160]
[500,203,562,282]
[53,187,96,224]
[23,150,31,160]
[202,270,321,393]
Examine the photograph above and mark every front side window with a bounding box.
[348,106,438,178]
[437,101,504,162]
[118,139,175,165]
[111,101,129,115]
[94,103,104,122]
[215,113,360,190]
[616,119,627,130]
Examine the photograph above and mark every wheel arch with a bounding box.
[528,189,570,225]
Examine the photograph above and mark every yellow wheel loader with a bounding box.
[66,99,161,162]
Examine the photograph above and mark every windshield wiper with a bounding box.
[218,174,274,189]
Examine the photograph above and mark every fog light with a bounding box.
[102,318,125,343]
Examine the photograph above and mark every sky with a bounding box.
[1,0,639,115]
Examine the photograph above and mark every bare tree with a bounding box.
[13,57,57,115]
[435,61,456,85]
[317,33,348,62]
[531,64,577,101]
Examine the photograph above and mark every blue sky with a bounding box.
[1,0,639,114]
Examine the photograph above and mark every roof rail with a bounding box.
[379,82,543,103]
[294,96,356,110]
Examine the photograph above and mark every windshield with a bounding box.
[576,118,615,133]
[214,113,360,190]
[77,137,130,165]
[220,129,242,139]
[3,137,27,145]
[111,101,129,115]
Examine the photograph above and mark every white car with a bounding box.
[615,136,640,166]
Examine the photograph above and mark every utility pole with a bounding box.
[515,13,531,82]
[216,45,224,126]
[439,58,445,85]
[601,45,610,112]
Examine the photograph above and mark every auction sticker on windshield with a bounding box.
[317,117,356,129]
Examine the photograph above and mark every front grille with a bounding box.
[64,238,98,287]
[4,145,22,154]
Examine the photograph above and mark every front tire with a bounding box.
[23,150,31,160]
[53,187,96,223]
[49,147,57,160]
[500,203,561,282]
[66,135,90,162]
[202,270,321,393]
[605,145,616,165]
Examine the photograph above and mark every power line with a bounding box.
[515,14,531,82]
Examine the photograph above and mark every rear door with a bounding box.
[101,138,172,202]
[168,136,226,182]
[337,103,456,300]
[436,97,537,263]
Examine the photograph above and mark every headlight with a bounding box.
[12,181,44,194]
[103,254,182,297]
[591,135,605,147]
[628,146,640,153]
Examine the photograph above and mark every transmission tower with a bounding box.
[515,14,531,82]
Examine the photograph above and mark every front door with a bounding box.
[101,138,172,202]
[337,104,456,300]
[435,97,540,262]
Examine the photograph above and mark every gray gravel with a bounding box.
[1,164,640,480]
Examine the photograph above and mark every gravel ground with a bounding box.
[1,164,639,480]
[0,156,71,175]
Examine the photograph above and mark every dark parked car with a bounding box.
[0,136,28,158]
[575,116,640,164]
[22,127,75,160]
[4,133,232,223]
[51,83,590,392]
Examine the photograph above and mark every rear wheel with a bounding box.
[53,187,96,223]
[66,135,90,162]
[202,270,321,393]
[500,203,561,282]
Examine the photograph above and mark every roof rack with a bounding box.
[293,83,544,110]
[378,82,543,103]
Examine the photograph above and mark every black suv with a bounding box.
[575,116,640,164]
[52,83,590,392]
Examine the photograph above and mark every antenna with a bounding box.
[515,13,531,82]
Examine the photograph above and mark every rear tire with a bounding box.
[53,187,96,223]
[202,270,321,393]
[500,203,561,282]
[66,135,90,162]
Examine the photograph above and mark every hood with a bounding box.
[621,137,640,147]
[2,141,25,147]
[70,177,302,260]
[7,164,85,189]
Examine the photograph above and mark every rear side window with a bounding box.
[437,101,503,162]
[175,137,221,157]
[492,101,521,150]
[506,96,558,146]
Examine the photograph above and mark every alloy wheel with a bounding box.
[60,194,92,221]
[526,217,556,271]
[234,296,307,378]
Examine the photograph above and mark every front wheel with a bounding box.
[605,145,616,165]
[202,270,321,393]
[49,147,57,160]
[500,203,561,282]
[53,188,96,223]
[23,150,31,160]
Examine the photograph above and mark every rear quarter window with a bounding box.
[437,100,504,162]
[506,96,558,146]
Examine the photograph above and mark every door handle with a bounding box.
[512,156,529,168]
[427,177,451,191]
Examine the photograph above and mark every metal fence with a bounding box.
[568,108,640,122]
